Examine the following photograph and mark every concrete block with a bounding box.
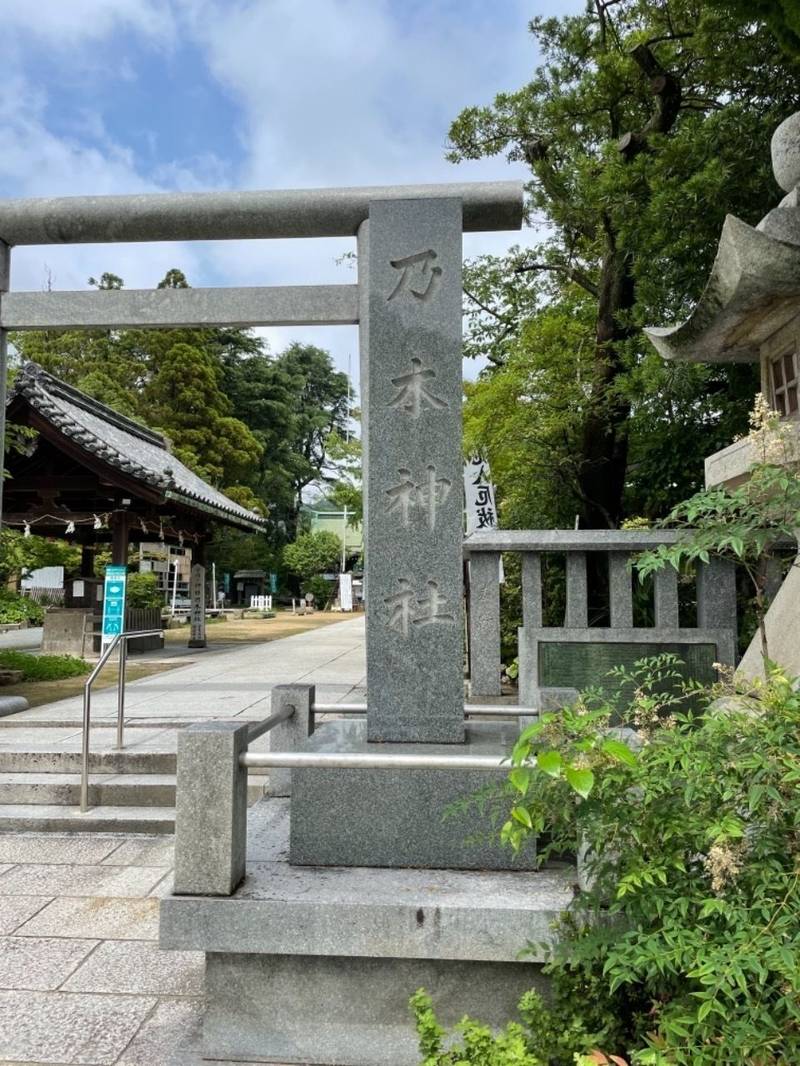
[203,952,547,1066]
[173,720,250,896]
[267,683,314,797]
[288,719,537,870]
[738,556,800,679]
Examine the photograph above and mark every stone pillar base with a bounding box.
[288,718,537,870]
[160,798,572,1066]
[203,952,545,1066]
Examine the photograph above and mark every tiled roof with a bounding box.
[10,362,266,532]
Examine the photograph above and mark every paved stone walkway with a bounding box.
[0,617,366,779]
[0,829,281,1065]
[0,618,368,1062]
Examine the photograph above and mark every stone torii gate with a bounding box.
[0,183,521,682]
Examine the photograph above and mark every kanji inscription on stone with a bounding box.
[358,197,464,743]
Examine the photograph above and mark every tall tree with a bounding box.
[450,2,800,527]
[222,343,350,539]
[12,270,263,492]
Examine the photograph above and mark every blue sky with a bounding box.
[0,0,580,390]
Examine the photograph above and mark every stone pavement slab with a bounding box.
[17,896,160,941]
[114,997,203,1066]
[0,862,167,898]
[63,939,204,996]
[0,895,50,934]
[0,833,121,865]
[0,934,97,990]
[102,837,175,866]
[0,988,157,1064]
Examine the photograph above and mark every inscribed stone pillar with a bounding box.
[358,198,464,743]
[189,562,206,648]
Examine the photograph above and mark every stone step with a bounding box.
[0,804,176,834]
[0,748,178,775]
[0,772,176,807]
[0,770,269,808]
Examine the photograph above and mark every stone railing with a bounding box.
[464,530,738,702]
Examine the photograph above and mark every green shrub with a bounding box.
[303,574,334,608]
[0,590,44,626]
[126,571,162,609]
[494,659,800,1065]
[411,990,541,1066]
[283,531,342,579]
[0,650,90,681]
[411,989,625,1066]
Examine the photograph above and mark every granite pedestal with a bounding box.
[161,799,573,1066]
[290,718,537,870]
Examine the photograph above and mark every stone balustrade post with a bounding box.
[173,721,250,896]
[468,553,502,698]
[268,684,315,797]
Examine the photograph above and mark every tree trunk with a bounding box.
[576,233,635,529]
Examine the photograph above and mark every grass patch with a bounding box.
[0,660,179,709]
[0,650,91,681]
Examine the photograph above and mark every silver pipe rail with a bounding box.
[247,705,294,743]
[79,628,163,814]
[240,751,507,771]
[312,702,529,718]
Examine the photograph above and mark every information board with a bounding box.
[101,565,127,645]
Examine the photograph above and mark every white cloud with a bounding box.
[0,0,176,48]
[0,0,582,388]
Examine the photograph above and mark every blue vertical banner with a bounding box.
[102,565,127,645]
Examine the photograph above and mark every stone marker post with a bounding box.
[188,562,206,648]
[358,198,464,743]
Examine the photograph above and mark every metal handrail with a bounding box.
[79,628,163,813]
[247,705,294,743]
[311,701,531,718]
[240,750,507,771]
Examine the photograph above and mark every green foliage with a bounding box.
[145,340,262,486]
[0,650,90,680]
[411,990,541,1066]
[0,530,80,586]
[303,574,335,608]
[326,428,363,526]
[221,342,350,540]
[283,531,342,580]
[635,404,800,663]
[125,572,162,610]
[411,988,629,1066]
[11,273,349,544]
[499,660,800,1064]
[451,2,794,525]
[0,590,44,626]
[706,0,800,56]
